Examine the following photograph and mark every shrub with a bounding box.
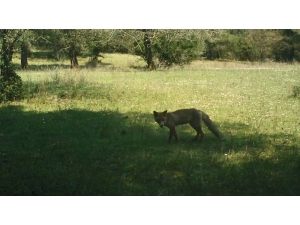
[292,85,300,98]
[152,31,203,67]
[0,72,25,102]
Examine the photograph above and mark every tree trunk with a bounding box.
[21,41,29,70]
[0,30,14,77]
[69,47,78,68]
[143,31,155,70]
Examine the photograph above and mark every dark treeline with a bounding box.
[203,29,300,63]
[22,29,300,67]
[1,29,300,102]
[2,29,300,71]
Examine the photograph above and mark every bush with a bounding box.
[134,30,204,68]
[292,85,300,98]
[152,32,202,67]
[0,72,25,102]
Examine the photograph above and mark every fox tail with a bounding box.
[201,112,225,141]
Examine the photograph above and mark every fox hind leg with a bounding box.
[189,123,205,141]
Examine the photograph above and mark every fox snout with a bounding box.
[155,120,165,128]
[153,111,167,129]
[156,120,165,128]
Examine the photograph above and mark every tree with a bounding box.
[272,29,300,62]
[247,30,282,62]
[202,30,226,60]
[204,30,274,61]
[0,29,25,102]
[33,30,88,68]
[20,40,31,69]
[61,30,82,68]
[84,30,118,67]
[143,30,155,70]
[130,30,206,69]
[33,29,67,61]
[156,30,206,67]
[203,31,254,61]
[33,29,126,68]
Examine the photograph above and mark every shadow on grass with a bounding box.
[12,61,113,71]
[0,105,299,195]
[13,62,77,71]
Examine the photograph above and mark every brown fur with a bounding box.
[153,108,224,142]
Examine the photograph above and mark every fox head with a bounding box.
[153,110,167,128]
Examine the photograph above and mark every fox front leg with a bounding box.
[168,127,178,143]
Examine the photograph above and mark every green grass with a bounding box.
[1,55,300,195]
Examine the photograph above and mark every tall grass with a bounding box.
[1,55,300,195]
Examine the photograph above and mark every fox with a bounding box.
[153,108,224,142]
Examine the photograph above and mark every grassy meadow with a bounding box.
[1,53,300,195]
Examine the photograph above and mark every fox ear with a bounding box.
[163,110,167,115]
[153,111,158,116]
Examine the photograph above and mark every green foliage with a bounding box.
[0,29,26,102]
[204,30,284,62]
[204,32,256,61]
[273,37,295,62]
[86,30,129,57]
[133,30,205,68]
[19,29,300,65]
[269,30,300,62]
[290,31,300,62]
[152,31,203,66]
[32,30,68,61]
[31,30,129,67]
[0,71,24,102]
[247,30,282,62]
